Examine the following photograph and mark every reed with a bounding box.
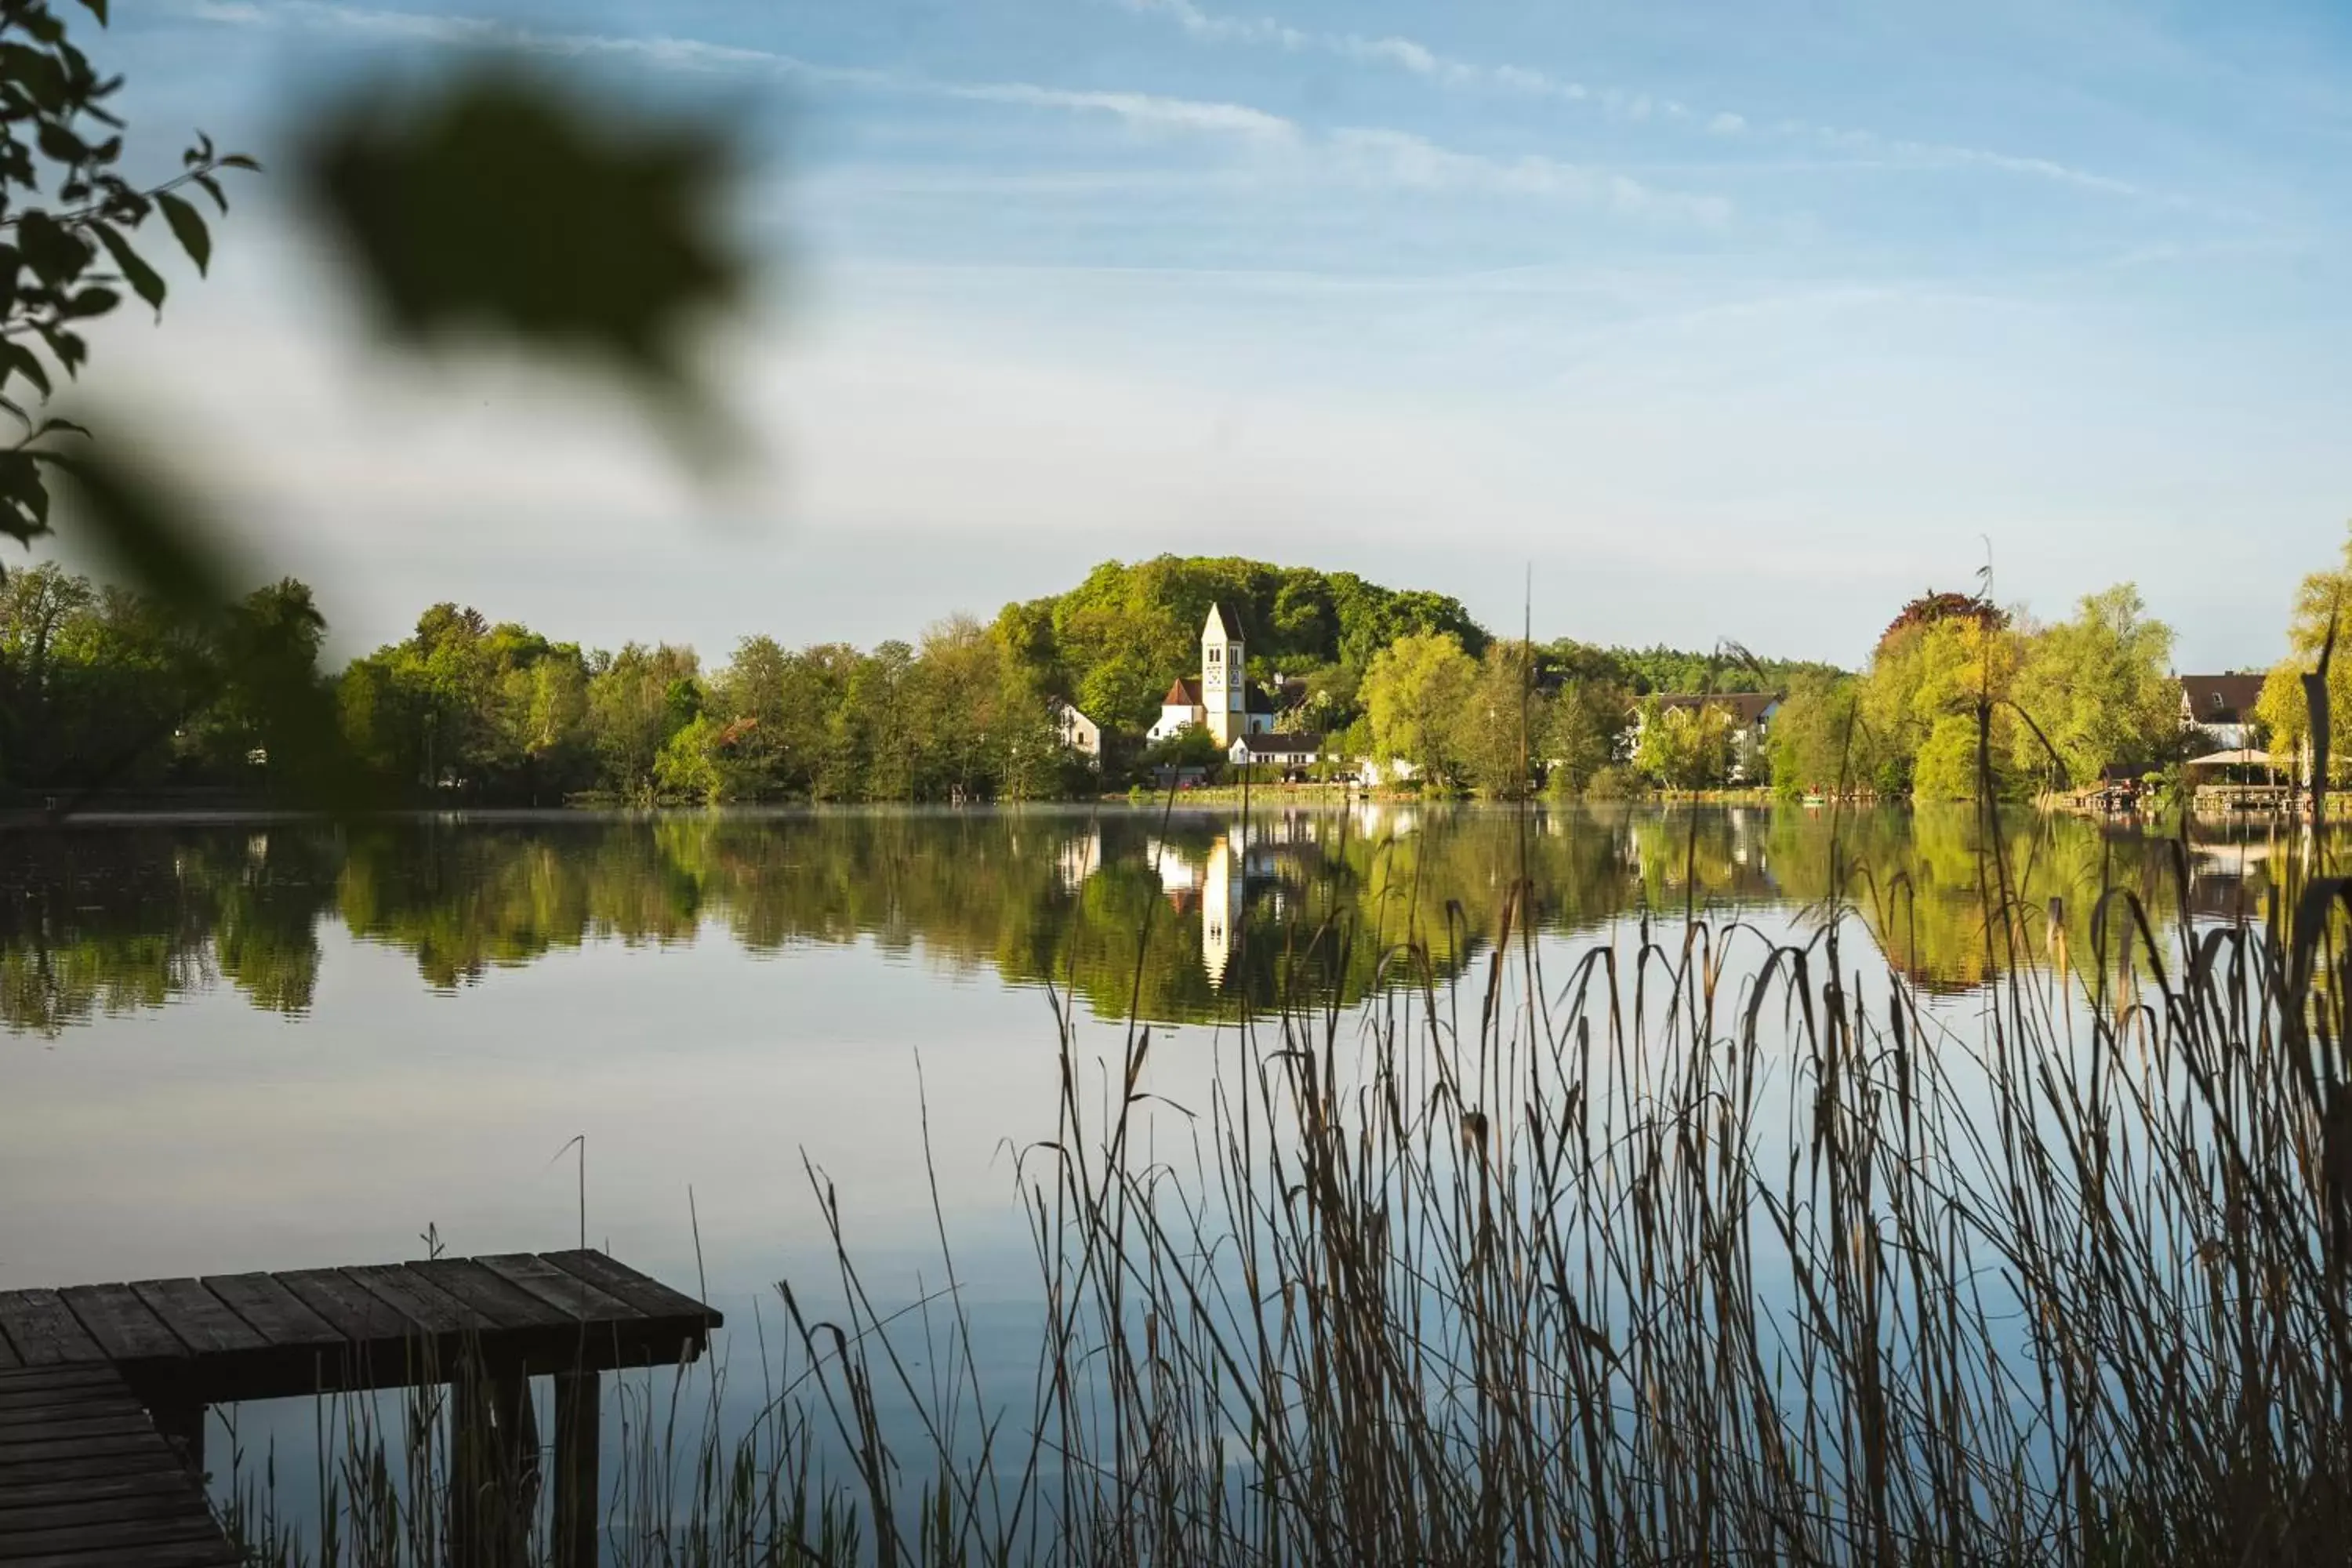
[227,792,2352,1566]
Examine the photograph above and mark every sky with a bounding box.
[37,0,2352,669]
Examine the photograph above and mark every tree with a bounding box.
[2009,584,2177,788]
[0,5,250,562]
[1632,699,1734,792]
[1544,681,1625,793]
[1362,631,1479,788]
[587,643,699,802]
[1766,673,1865,799]
[2256,522,2352,781]
[1857,611,2024,799]
[1450,640,1548,798]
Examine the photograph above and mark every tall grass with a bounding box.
[230,795,2352,1566]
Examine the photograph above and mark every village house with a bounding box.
[1623,691,1783,782]
[1229,731,1326,775]
[1049,697,1102,760]
[2177,673,2266,753]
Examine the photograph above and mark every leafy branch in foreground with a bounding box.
[0,0,253,559]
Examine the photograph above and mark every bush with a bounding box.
[1583,763,1645,800]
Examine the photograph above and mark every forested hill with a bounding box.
[990,555,1841,733]
[989,557,1490,733]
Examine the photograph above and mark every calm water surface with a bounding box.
[0,802,2294,1526]
[0,802,2290,1287]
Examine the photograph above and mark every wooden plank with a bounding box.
[341,1265,479,1337]
[130,1280,267,1356]
[475,1254,640,1323]
[0,1452,190,1490]
[543,1250,720,1324]
[0,1413,155,1446]
[57,1284,187,1363]
[0,1488,207,1534]
[0,1396,148,1432]
[0,1294,106,1367]
[0,1330,18,1373]
[0,1383,143,1418]
[0,1513,230,1559]
[0,1366,132,1399]
[201,1272,338,1348]
[407,1258,575,1331]
[0,1429,170,1465]
[0,1470,194,1512]
[1,1544,236,1568]
[273,1269,419,1344]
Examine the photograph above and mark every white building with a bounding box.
[1229,732,1325,772]
[1147,605,1290,745]
[2178,674,2266,753]
[1051,698,1102,760]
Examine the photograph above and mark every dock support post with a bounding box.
[452,1359,536,1568]
[553,1370,601,1568]
[151,1399,205,1476]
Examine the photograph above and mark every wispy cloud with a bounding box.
[953,83,1296,142]
[187,0,1727,218]
[1328,129,1730,223]
[1114,0,2142,198]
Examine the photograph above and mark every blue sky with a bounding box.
[52,0,2352,667]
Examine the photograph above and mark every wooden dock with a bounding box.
[0,1250,722,1567]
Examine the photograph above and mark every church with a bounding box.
[1145,604,1328,772]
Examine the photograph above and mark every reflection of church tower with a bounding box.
[1201,603,1245,746]
[1202,833,1242,987]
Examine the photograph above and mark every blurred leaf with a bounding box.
[47,436,237,618]
[74,0,107,22]
[91,219,165,311]
[155,191,209,274]
[0,338,54,399]
[298,66,747,452]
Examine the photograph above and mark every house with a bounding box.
[1146,604,1304,748]
[1051,698,1102,760]
[1625,692,1783,782]
[1229,732,1325,775]
[2178,673,2266,753]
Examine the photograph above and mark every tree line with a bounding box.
[1762,583,2194,799]
[2,553,1845,805]
[3,552,2267,806]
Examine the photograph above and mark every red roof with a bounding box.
[1163,677,1203,706]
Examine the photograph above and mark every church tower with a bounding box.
[1201,603,1245,746]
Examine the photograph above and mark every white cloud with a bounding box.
[1116,0,2143,198]
[1115,0,1307,50]
[1327,129,1731,223]
[954,83,1297,142]
[183,0,1730,220]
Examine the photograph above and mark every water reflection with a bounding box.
[0,804,2300,1035]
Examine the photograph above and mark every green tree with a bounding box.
[1632,699,1734,792]
[587,643,699,802]
[1363,631,1479,788]
[1766,673,1865,799]
[1450,640,1548,798]
[2009,584,2178,788]
[2256,522,2352,780]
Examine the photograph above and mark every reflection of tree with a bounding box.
[0,807,2304,1035]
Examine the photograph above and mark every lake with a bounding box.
[0,801,2299,1543]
